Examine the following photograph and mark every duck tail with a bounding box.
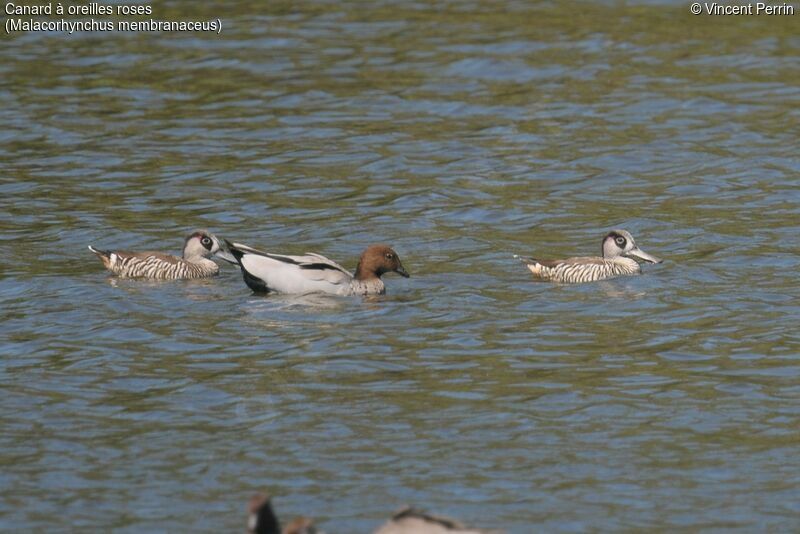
[224,240,274,261]
[224,240,270,293]
[223,239,246,263]
[247,493,281,534]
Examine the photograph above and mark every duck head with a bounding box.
[183,230,222,259]
[602,229,662,264]
[354,245,410,281]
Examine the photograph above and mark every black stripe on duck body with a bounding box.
[88,230,228,279]
[516,229,662,284]
[223,240,409,296]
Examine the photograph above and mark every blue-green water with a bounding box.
[1,1,799,531]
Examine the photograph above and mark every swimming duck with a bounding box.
[373,506,500,534]
[225,240,409,296]
[88,230,233,279]
[247,493,317,534]
[516,229,662,284]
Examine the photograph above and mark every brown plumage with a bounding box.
[88,230,226,279]
[354,245,408,282]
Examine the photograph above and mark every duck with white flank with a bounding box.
[225,240,409,296]
[88,230,234,279]
[516,229,662,284]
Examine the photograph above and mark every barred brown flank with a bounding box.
[88,230,225,280]
[517,229,661,284]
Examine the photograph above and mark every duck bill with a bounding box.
[626,247,662,264]
[395,263,410,278]
[214,249,239,264]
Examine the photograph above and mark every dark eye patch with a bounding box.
[201,236,213,250]
[615,236,626,246]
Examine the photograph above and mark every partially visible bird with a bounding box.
[373,506,501,534]
[247,493,318,534]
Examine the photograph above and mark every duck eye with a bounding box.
[201,237,212,246]
[385,253,394,259]
[615,237,626,245]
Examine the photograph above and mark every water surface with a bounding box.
[1,1,799,531]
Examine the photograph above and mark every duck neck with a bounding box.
[354,261,381,281]
[185,254,216,268]
[184,252,206,262]
[612,256,641,274]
